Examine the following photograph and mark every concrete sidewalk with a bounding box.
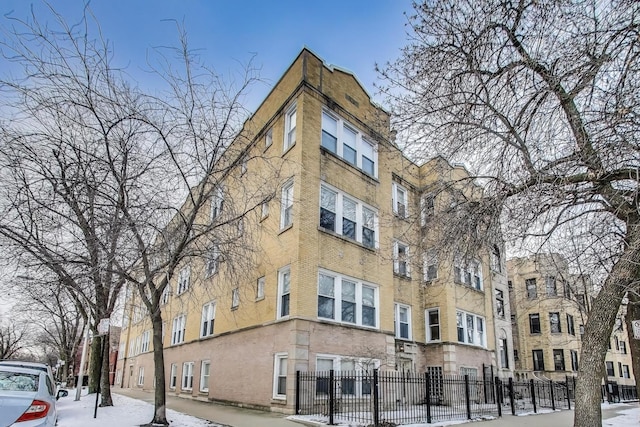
[114,388,299,427]
[115,388,637,427]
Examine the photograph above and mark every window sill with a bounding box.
[318,227,377,252]
[271,396,287,403]
[319,146,379,182]
[255,296,265,302]
[282,143,296,157]
[393,272,411,280]
[279,224,293,235]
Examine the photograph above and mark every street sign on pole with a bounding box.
[632,319,640,339]
[97,318,110,336]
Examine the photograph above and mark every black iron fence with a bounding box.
[295,370,636,426]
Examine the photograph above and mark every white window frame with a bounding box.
[169,363,177,389]
[171,314,186,345]
[205,245,220,277]
[256,276,265,300]
[284,104,296,151]
[392,182,409,218]
[490,245,502,272]
[393,240,410,277]
[273,353,288,400]
[319,183,379,249]
[141,330,150,353]
[231,288,240,309]
[137,367,144,386]
[315,354,380,397]
[426,308,440,342]
[320,110,378,177]
[265,128,273,148]
[200,361,210,392]
[261,200,269,219]
[280,180,294,229]
[210,187,224,222]
[394,303,412,340]
[317,269,378,328]
[423,249,438,281]
[453,257,483,291]
[201,301,216,338]
[160,285,171,305]
[182,362,194,391]
[277,266,291,319]
[456,309,487,347]
[177,266,191,295]
[420,193,434,226]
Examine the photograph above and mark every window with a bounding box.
[423,249,438,281]
[567,314,575,336]
[138,367,144,386]
[529,313,541,334]
[177,266,190,295]
[182,362,194,390]
[200,361,210,392]
[514,350,519,361]
[170,364,177,389]
[577,293,587,308]
[320,110,378,176]
[256,276,265,300]
[171,314,186,345]
[533,350,545,371]
[495,290,505,319]
[160,285,171,305]
[549,312,561,333]
[460,367,478,378]
[526,278,537,299]
[261,200,269,219]
[265,128,273,148]
[456,310,486,347]
[241,156,248,175]
[392,183,409,218]
[620,341,627,354]
[231,288,240,309]
[284,105,296,151]
[499,337,509,369]
[319,184,378,248]
[317,270,378,328]
[546,276,557,296]
[490,245,502,272]
[315,355,377,397]
[420,193,434,226]
[618,362,623,377]
[570,350,579,371]
[615,336,620,350]
[393,241,410,277]
[454,257,483,290]
[623,365,630,378]
[210,187,224,221]
[553,349,565,371]
[278,266,291,318]
[394,304,411,340]
[115,369,122,385]
[205,245,220,277]
[141,331,150,353]
[426,308,440,341]
[280,180,294,229]
[606,361,614,377]
[273,354,287,399]
[201,302,216,337]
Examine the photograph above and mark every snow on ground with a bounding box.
[56,390,219,427]
[602,405,640,427]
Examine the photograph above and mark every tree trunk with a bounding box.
[149,308,168,425]
[100,334,113,406]
[574,225,640,426]
[624,293,640,399]
[88,335,101,393]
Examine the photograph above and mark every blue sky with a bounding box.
[1,0,412,110]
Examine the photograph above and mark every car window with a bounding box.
[0,372,39,391]
[46,376,54,395]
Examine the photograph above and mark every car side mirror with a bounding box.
[56,389,69,400]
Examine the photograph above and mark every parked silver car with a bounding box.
[0,365,67,427]
[0,361,55,389]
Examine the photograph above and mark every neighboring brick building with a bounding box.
[507,254,634,387]
[115,48,513,413]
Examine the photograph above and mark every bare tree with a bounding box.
[379,1,640,426]
[0,320,27,359]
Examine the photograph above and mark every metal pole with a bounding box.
[74,325,90,401]
[94,336,105,418]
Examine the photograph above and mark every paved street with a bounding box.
[114,389,638,427]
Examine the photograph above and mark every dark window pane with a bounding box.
[342,301,355,323]
[278,376,286,395]
[362,306,375,327]
[316,377,329,395]
[362,227,375,248]
[320,208,336,231]
[281,294,290,317]
[362,378,372,395]
[342,218,356,239]
[343,145,357,165]
[400,323,409,339]
[322,131,337,152]
[318,296,335,319]
[362,156,374,175]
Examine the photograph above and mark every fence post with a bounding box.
[565,376,571,410]
[295,371,300,414]
[373,369,380,427]
[530,379,537,413]
[329,370,334,426]
[495,377,502,417]
[550,380,556,410]
[425,372,432,424]
[508,377,515,416]
[465,374,471,420]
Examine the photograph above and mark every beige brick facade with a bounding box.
[115,48,512,413]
